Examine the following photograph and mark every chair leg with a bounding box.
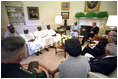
[55,47,57,54]
[64,52,66,58]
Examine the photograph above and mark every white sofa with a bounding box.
[89,68,117,78]
[85,53,117,78]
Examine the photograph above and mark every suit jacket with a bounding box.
[89,56,117,76]
[1,63,47,78]
[89,26,99,37]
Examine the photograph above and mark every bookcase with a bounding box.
[6,6,25,27]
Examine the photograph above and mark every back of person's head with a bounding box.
[108,31,117,43]
[105,43,117,56]
[111,34,117,44]
[1,37,26,62]
[65,39,82,57]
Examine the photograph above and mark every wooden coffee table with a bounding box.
[55,42,66,58]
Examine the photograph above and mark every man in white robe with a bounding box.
[4,24,20,38]
[34,26,54,51]
[46,25,61,44]
[20,27,42,56]
[69,21,80,39]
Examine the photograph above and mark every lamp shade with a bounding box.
[106,15,117,26]
[55,16,62,24]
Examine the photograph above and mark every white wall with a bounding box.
[1,1,117,37]
[22,1,117,27]
[1,2,9,38]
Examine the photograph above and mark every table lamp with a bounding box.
[106,15,117,30]
[55,16,62,30]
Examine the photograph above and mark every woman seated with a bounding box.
[49,39,90,78]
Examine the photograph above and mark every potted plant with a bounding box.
[85,12,96,18]
[96,11,108,18]
[75,12,85,18]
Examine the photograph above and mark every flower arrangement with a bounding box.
[60,34,72,44]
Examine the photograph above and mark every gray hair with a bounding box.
[106,43,117,56]
[111,31,117,43]
[1,37,25,61]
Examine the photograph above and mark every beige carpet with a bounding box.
[20,38,88,73]
[20,48,68,70]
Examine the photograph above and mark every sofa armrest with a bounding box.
[89,72,109,78]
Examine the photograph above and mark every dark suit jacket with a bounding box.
[1,63,47,78]
[89,26,99,37]
[89,56,117,76]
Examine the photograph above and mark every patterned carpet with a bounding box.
[20,38,88,77]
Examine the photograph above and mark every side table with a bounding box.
[55,42,66,58]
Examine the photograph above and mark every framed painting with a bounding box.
[61,2,70,10]
[27,7,39,20]
[84,1,100,12]
[61,12,69,19]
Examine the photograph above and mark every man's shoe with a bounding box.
[35,53,39,56]
[39,52,42,54]
[50,46,55,48]
[44,48,49,51]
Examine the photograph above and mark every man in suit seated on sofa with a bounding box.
[81,22,99,45]
[89,43,117,76]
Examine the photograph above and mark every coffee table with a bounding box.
[55,42,66,58]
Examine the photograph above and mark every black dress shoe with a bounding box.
[44,48,49,51]
[35,53,39,56]
[39,52,42,54]
[50,46,55,48]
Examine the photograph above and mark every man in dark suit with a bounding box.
[81,31,117,57]
[89,43,117,76]
[1,37,47,78]
[81,22,99,45]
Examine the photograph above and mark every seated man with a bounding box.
[46,24,61,44]
[81,31,117,57]
[81,22,99,45]
[1,37,47,78]
[34,26,54,51]
[69,21,80,39]
[89,43,117,76]
[48,39,90,78]
[20,27,42,56]
[4,24,20,38]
